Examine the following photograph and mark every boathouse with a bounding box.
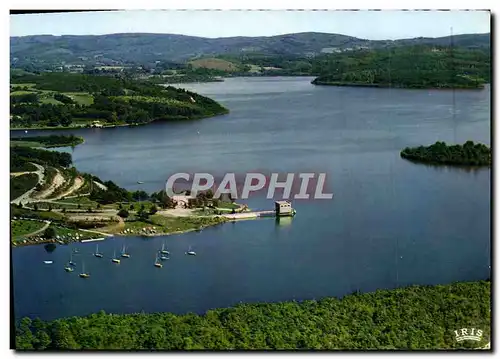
[275,200,293,216]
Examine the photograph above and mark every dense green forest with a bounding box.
[15,280,490,350]
[11,146,72,169]
[10,72,228,128]
[11,134,84,148]
[10,173,38,201]
[311,46,490,88]
[401,141,491,166]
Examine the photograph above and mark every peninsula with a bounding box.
[10,72,228,130]
[10,140,249,247]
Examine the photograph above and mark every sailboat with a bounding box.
[160,242,170,255]
[68,253,76,266]
[79,261,90,278]
[154,254,163,268]
[111,249,121,263]
[186,245,196,256]
[94,244,103,258]
[121,245,130,258]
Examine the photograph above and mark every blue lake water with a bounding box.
[11,77,491,321]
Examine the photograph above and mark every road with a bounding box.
[11,163,45,205]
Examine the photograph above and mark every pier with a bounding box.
[222,201,296,220]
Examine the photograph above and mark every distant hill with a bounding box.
[10,32,490,66]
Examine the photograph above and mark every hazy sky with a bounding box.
[10,10,490,39]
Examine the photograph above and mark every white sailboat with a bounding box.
[154,254,163,268]
[160,242,169,255]
[111,249,120,263]
[121,244,130,258]
[79,261,90,278]
[68,252,76,266]
[94,244,103,258]
[186,245,196,256]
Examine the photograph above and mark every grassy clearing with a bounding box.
[63,92,93,105]
[10,140,44,148]
[11,219,46,237]
[13,206,66,221]
[189,58,239,72]
[116,201,154,212]
[217,201,239,209]
[39,97,63,105]
[11,83,36,88]
[149,214,226,232]
[55,196,97,206]
[10,90,37,96]
[10,173,38,200]
[47,226,98,240]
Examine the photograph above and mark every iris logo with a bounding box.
[454,328,483,342]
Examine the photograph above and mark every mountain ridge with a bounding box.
[10,32,490,65]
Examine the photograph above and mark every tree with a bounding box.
[129,204,134,211]
[33,330,51,350]
[16,317,34,350]
[43,226,56,239]
[117,209,129,219]
[137,208,149,222]
[149,205,158,215]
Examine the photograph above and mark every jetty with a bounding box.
[222,201,296,220]
[81,237,106,243]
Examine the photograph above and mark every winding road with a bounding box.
[11,163,45,205]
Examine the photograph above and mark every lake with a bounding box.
[11,77,491,321]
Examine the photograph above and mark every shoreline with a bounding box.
[311,80,487,90]
[11,217,228,247]
[9,110,229,132]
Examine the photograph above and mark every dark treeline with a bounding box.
[401,141,491,166]
[11,147,72,169]
[15,280,490,350]
[10,173,38,200]
[11,134,84,148]
[10,73,228,128]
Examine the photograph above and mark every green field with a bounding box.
[63,92,94,105]
[39,97,63,105]
[10,140,44,148]
[46,226,98,240]
[149,214,226,232]
[11,219,46,238]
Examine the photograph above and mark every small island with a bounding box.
[401,141,491,166]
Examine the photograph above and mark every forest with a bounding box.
[10,72,228,128]
[15,280,490,350]
[11,134,84,148]
[401,141,491,166]
[10,146,72,169]
[311,46,490,88]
